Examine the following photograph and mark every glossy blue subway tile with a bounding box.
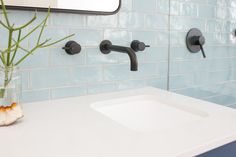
[31,68,71,89]
[50,48,85,66]
[86,48,119,65]
[21,89,50,103]
[87,15,118,28]
[146,77,168,89]
[51,13,86,27]
[133,0,156,12]
[88,83,117,94]
[104,29,132,45]
[118,79,147,90]
[51,86,87,99]
[118,12,145,29]
[17,49,50,68]
[70,29,103,46]
[103,64,133,81]
[71,66,103,84]
[156,0,169,14]
[145,14,168,29]
[204,95,236,106]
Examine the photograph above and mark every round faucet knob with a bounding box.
[131,40,150,52]
[100,40,112,54]
[63,41,81,55]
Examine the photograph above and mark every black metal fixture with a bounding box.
[131,40,150,52]
[233,29,236,37]
[186,28,206,58]
[63,41,81,55]
[100,40,138,71]
[5,0,121,15]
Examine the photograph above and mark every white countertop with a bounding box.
[1,87,236,157]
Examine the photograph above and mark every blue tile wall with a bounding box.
[3,0,236,109]
[169,0,236,108]
[3,0,169,102]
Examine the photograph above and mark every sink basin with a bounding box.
[91,95,208,132]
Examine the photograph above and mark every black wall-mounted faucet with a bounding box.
[100,40,138,71]
[63,41,81,55]
[186,28,206,58]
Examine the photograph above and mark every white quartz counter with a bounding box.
[1,87,236,157]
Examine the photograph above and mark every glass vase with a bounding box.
[0,66,23,126]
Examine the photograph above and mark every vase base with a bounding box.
[0,103,24,126]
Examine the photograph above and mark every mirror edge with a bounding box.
[2,0,121,15]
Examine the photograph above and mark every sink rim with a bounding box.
[91,94,209,132]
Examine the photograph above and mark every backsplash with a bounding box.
[5,0,169,102]
[3,0,236,107]
[169,0,236,108]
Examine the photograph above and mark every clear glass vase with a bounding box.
[0,66,23,126]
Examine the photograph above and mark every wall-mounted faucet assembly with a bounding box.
[186,28,206,58]
[62,40,149,71]
[63,41,81,55]
[100,40,150,71]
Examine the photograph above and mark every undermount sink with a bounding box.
[91,95,209,132]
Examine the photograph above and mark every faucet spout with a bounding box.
[100,40,138,71]
[109,45,138,71]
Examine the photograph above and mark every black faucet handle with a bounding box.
[191,36,205,46]
[63,41,81,55]
[186,28,206,58]
[200,44,206,58]
[131,40,150,52]
[100,40,112,54]
[191,36,206,58]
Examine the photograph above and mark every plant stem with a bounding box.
[0,0,11,27]
[0,67,12,98]
[10,30,21,65]
[13,13,36,31]
[14,45,40,66]
[40,34,75,48]
[37,8,50,45]
[0,2,74,69]
[7,29,13,66]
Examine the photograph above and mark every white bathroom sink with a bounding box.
[91,95,208,132]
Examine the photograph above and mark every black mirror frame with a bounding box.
[2,0,121,15]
